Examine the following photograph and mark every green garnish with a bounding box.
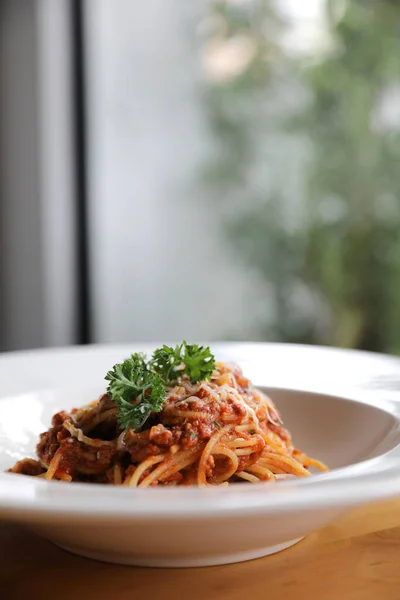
[105,353,166,430]
[151,341,216,383]
[105,343,216,431]
[213,421,222,430]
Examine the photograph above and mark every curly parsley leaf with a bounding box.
[151,341,216,383]
[149,345,179,382]
[105,353,166,430]
[182,343,216,382]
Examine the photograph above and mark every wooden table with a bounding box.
[2,500,400,600]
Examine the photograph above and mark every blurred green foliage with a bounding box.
[204,0,400,352]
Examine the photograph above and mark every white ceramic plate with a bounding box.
[2,342,400,567]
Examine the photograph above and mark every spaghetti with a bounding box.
[8,361,327,486]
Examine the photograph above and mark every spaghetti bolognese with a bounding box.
[8,343,327,486]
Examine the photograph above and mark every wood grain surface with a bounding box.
[2,500,400,600]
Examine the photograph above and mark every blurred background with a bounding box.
[1,0,400,353]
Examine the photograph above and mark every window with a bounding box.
[2,0,400,353]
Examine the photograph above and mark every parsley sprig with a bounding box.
[151,341,216,383]
[105,353,165,430]
[105,343,216,431]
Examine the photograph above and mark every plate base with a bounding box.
[56,537,303,568]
